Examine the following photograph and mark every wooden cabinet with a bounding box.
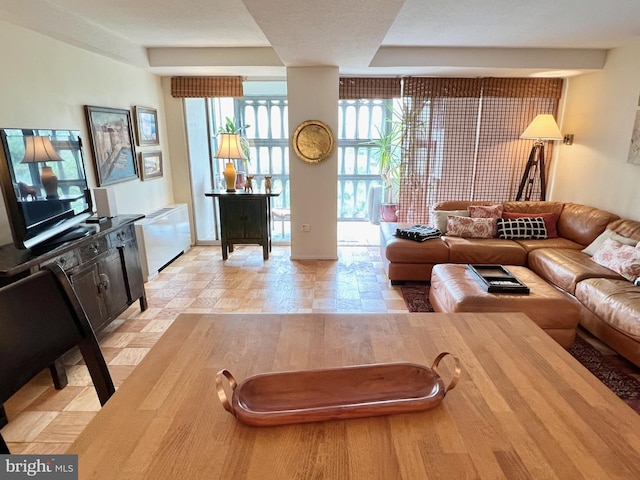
[205,191,280,260]
[0,215,147,426]
[62,224,145,331]
[0,215,147,332]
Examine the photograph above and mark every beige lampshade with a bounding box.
[215,133,245,159]
[21,136,63,163]
[520,114,563,141]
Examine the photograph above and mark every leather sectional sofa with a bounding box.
[380,201,640,366]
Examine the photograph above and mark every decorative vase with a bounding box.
[380,203,398,222]
[223,162,237,192]
[235,171,246,190]
[40,165,59,199]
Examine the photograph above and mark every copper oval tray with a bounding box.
[215,353,461,427]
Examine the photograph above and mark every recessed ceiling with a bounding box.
[1,0,639,78]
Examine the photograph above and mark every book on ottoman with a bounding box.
[395,225,442,242]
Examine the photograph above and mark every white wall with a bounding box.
[550,40,640,220]
[0,22,174,247]
[287,67,339,260]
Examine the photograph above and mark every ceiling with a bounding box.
[2,0,640,79]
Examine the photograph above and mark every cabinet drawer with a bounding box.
[108,225,134,246]
[41,250,80,271]
[78,237,109,262]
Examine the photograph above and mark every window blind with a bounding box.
[339,77,401,99]
[397,77,563,224]
[171,76,244,98]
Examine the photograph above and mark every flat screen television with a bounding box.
[0,128,93,250]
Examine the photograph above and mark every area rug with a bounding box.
[400,284,434,312]
[568,335,640,414]
[400,284,640,413]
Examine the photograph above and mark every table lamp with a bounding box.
[21,135,64,199]
[215,133,245,192]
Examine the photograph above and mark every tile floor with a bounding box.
[2,244,408,453]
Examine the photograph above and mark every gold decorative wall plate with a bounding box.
[292,120,335,163]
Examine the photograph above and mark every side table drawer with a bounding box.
[78,237,109,263]
[41,250,80,271]
[108,224,135,247]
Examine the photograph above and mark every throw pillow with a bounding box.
[592,237,640,282]
[446,216,496,238]
[469,204,504,219]
[432,209,469,233]
[502,212,559,238]
[496,217,547,240]
[582,229,638,256]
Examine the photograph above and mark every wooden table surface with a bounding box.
[69,313,640,479]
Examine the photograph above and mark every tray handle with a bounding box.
[215,369,237,414]
[431,352,461,395]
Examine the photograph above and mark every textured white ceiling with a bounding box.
[0,0,639,77]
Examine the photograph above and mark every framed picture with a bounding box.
[84,105,138,186]
[628,93,640,165]
[140,151,163,180]
[134,106,159,146]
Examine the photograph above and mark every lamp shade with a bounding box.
[21,136,63,163]
[215,133,245,160]
[520,114,563,141]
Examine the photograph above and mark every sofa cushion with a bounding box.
[582,228,638,256]
[503,211,559,238]
[497,217,547,239]
[502,201,564,216]
[432,209,469,233]
[514,237,583,253]
[605,218,640,243]
[381,223,450,264]
[443,237,528,265]
[575,278,640,341]
[591,238,640,282]
[469,204,503,219]
[528,247,623,294]
[446,216,496,238]
[556,203,619,246]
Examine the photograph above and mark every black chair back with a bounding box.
[0,263,115,453]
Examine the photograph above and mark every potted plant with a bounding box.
[371,110,403,222]
[217,117,251,189]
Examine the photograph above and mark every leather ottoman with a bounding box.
[429,264,581,348]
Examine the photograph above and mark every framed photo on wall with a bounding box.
[134,106,159,146]
[140,151,163,180]
[84,105,138,186]
[628,93,640,165]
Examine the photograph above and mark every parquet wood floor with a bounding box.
[2,244,407,453]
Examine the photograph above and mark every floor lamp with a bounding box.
[516,114,563,201]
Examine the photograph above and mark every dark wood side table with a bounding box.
[205,191,280,260]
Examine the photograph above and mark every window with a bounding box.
[337,99,393,220]
[399,77,563,224]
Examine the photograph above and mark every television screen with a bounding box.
[0,128,92,249]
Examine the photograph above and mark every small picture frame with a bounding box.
[140,151,163,180]
[134,106,159,146]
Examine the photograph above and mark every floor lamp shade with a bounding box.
[520,114,563,141]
